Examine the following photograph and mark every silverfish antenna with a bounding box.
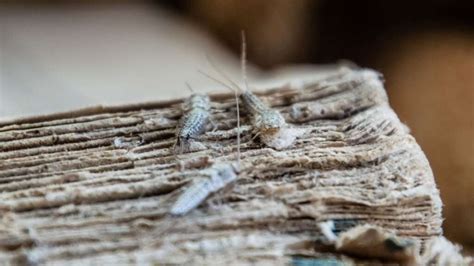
[235,71,241,166]
[205,54,241,92]
[198,70,236,92]
[236,30,252,166]
[241,30,249,91]
[185,82,194,93]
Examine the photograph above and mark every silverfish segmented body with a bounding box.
[175,93,211,152]
[170,163,239,215]
[240,91,286,135]
[239,89,305,150]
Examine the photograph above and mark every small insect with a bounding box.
[175,83,211,153]
[170,162,239,215]
[200,32,304,150]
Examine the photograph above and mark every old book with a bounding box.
[0,67,455,265]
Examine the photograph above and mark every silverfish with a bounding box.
[201,32,302,149]
[175,85,211,153]
[170,162,239,215]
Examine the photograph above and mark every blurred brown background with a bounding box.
[1,0,473,250]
